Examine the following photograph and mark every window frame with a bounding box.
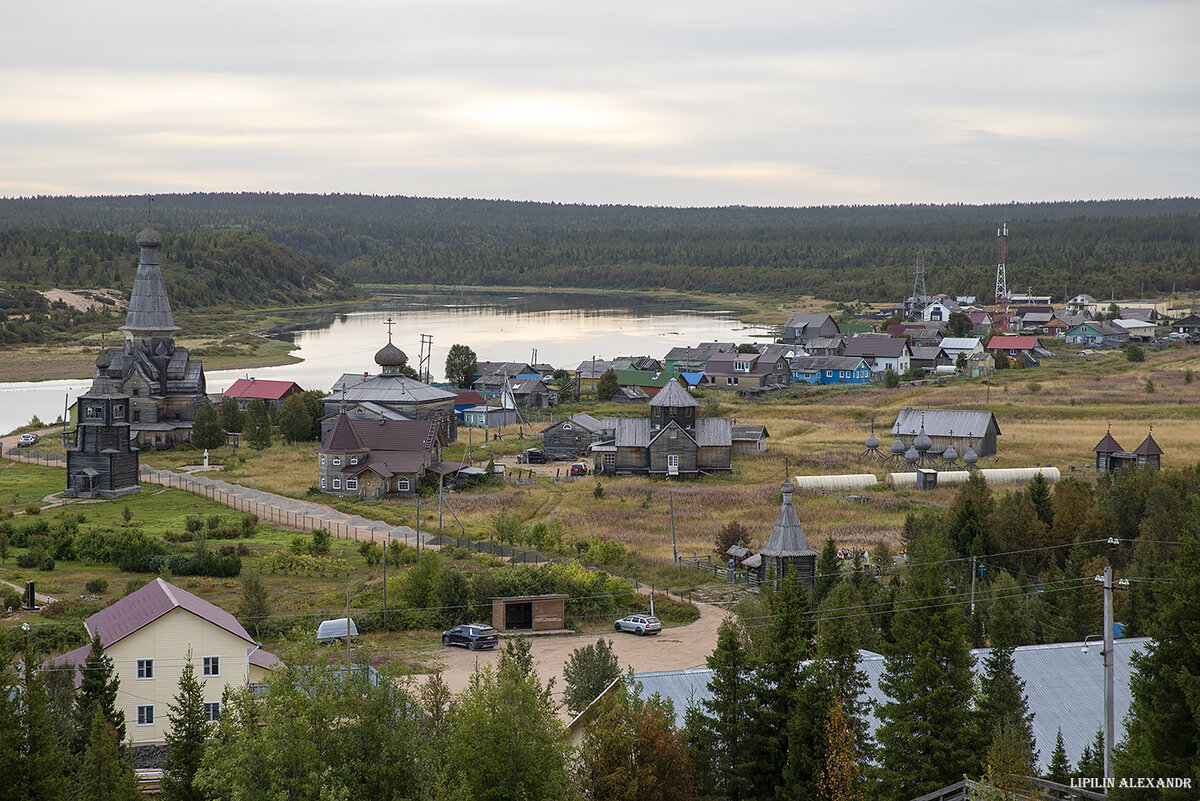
[136,658,154,680]
[137,705,155,726]
[202,656,221,677]
[346,478,358,491]
[203,702,221,722]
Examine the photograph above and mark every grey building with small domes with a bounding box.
[90,226,206,449]
[322,333,459,443]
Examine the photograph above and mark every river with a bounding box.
[0,288,775,435]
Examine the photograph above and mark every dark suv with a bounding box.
[442,623,499,650]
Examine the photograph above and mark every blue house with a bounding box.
[1065,321,1128,349]
[789,356,871,385]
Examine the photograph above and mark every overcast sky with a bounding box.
[2,1,1196,207]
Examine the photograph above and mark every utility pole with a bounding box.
[382,535,388,630]
[416,494,421,555]
[670,492,678,562]
[970,555,977,616]
[1103,565,1115,779]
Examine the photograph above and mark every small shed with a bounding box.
[491,594,568,632]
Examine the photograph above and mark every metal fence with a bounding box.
[3,448,66,467]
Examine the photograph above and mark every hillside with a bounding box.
[1,193,1197,302]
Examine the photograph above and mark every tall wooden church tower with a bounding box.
[65,385,140,498]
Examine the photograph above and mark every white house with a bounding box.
[51,578,280,744]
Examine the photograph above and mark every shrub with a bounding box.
[24,505,41,516]
[240,514,258,537]
[2,588,23,613]
[185,515,204,533]
[1026,381,1042,394]
[207,515,222,531]
[593,482,605,500]
[1145,379,1155,394]
[117,538,170,573]
[1186,368,1195,384]
[84,578,109,595]
[310,528,331,556]
[261,549,349,577]
[359,540,382,566]
[882,367,901,387]
[1125,344,1145,362]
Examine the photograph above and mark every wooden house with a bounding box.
[731,424,770,454]
[1171,314,1200,336]
[781,313,841,347]
[541,413,605,458]
[49,578,280,745]
[592,381,732,477]
[703,350,790,389]
[662,342,735,373]
[222,378,303,411]
[1065,321,1129,349]
[843,335,912,376]
[789,355,871,385]
[318,413,445,497]
[1095,428,1163,472]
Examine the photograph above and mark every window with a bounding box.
[332,478,341,490]
[320,454,326,466]
[113,405,124,419]
[349,456,358,465]
[202,656,220,677]
[734,360,749,372]
[602,453,615,467]
[667,454,680,472]
[332,456,341,466]
[562,423,573,430]
[85,405,102,419]
[346,478,358,491]
[396,478,410,492]
[136,659,154,679]
[204,702,221,722]
[132,410,140,422]
[320,477,326,489]
[137,705,154,725]
[669,428,677,439]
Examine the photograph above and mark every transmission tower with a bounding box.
[994,224,1009,331]
[418,334,433,383]
[912,250,926,308]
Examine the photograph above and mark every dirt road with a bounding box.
[412,598,728,710]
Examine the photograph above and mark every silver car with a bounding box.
[614,614,662,636]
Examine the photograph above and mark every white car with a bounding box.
[17,433,39,447]
[614,614,662,636]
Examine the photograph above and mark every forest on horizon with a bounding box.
[1,193,1198,308]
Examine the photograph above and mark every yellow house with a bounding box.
[54,578,280,744]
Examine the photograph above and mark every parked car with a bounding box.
[521,448,549,464]
[614,614,662,636]
[570,462,588,476]
[442,623,499,650]
[316,617,359,644]
[17,433,39,447]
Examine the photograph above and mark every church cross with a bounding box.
[385,316,395,341]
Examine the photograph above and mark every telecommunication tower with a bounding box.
[912,250,927,312]
[994,224,1009,331]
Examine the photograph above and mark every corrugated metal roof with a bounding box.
[844,335,910,359]
[892,408,999,439]
[648,380,697,408]
[85,578,254,649]
[631,637,1150,773]
[791,355,869,372]
[225,378,302,401]
[331,373,456,403]
[938,337,982,353]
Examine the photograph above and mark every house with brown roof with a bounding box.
[318,413,446,497]
[50,578,280,745]
[703,350,790,389]
[223,378,304,410]
[842,335,912,377]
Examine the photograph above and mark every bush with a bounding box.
[185,515,204,533]
[149,551,241,578]
[25,505,41,516]
[359,540,382,566]
[593,482,605,500]
[1145,379,1155,394]
[1125,344,1145,362]
[882,367,901,387]
[1026,381,1042,394]
[1186,368,1195,384]
[84,578,109,595]
[310,528,331,556]
[207,515,222,531]
[117,538,170,573]
[2,588,23,613]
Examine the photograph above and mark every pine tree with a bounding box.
[1048,728,1071,784]
[814,537,840,605]
[1027,472,1054,528]
[73,636,124,754]
[218,394,244,434]
[876,530,980,800]
[1076,729,1104,779]
[161,657,209,801]
[75,707,139,801]
[244,399,272,450]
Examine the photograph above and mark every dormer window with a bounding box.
[332,456,342,466]
[734,361,750,372]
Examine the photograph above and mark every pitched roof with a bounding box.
[321,415,440,454]
[731,424,769,442]
[986,335,1040,350]
[121,228,180,335]
[454,390,486,406]
[1093,431,1124,454]
[331,373,456,403]
[759,483,817,558]
[937,337,982,353]
[789,355,869,372]
[1134,432,1163,456]
[648,379,698,408]
[84,578,254,649]
[540,412,604,434]
[783,312,837,332]
[224,378,302,401]
[843,335,910,359]
[892,408,999,439]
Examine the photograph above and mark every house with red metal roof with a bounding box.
[222,377,304,410]
[986,335,1051,367]
[50,578,280,744]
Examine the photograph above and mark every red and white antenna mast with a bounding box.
[994,223,1009,331]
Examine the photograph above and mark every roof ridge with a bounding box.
[157,577,178,607]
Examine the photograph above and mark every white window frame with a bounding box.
[85,405,102,419]
[346,478,358,491]
[667,454,680,469]
[396,478,410,492]
[332,478,342,490]
[136,658,154,679]
[562,423,573,430]
[349,456,358,465]
[332,456,342,466]
[319,454,326,466]
[202,656,220,677]
[320,477,326,489]
[203,702,221,722]
[137,705,155,726]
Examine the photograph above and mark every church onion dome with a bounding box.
[914,426,932,452]
[890,436,906,455]
[865,431,880,449]
[136,226,162,247]
[374,340,407,367]
[96,349,111,368]
[963,446,979,465]
[942,442,959,462]
[904,445,919,463]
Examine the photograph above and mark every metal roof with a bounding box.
[331,373,456,403]
[758,482,817,558]
[120,229,180,335]
[791,355,870,372]
[627,637,1151,773]
[648,380,697,408]
[84,577,254,649]
[892,408,999,439]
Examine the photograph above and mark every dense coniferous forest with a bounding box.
[0,193,1197,303]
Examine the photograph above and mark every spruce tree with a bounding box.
[75,707,139,801]
[977,644,1037,769]
[693,618,755,801]
[876,530,980,800]
[73,636,124,754]
[1076,729,1104,779]
[244,399,272,450]
[1027,472,1054,528]
[1048,728,1071,784]
[814,537,840,606]
[277,394,313,445]
[1112,529,1200,798]
[817,581,874,756]
[21,655,69,801]
[161,658,209,801]
[0,654,21,801]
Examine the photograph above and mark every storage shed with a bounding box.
[491,594,569,632]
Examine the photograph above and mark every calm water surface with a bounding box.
[0,289,774,435]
